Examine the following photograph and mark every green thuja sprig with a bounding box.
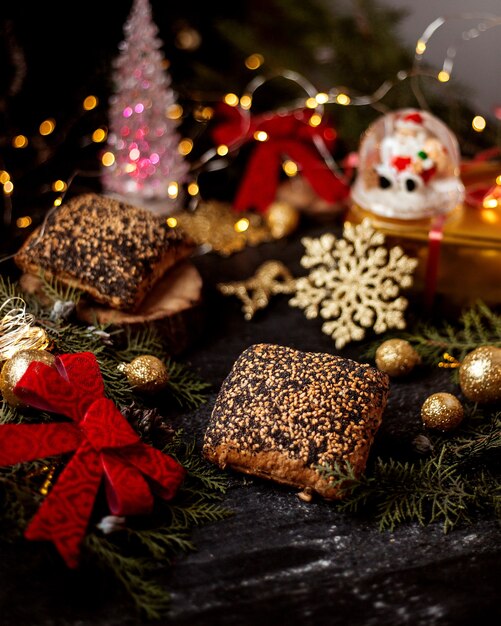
[115,325,165,361]
[84,534,172,620]
[164,359,212,409]
[320,449,483,533]
[0,275,24,304]
[84,433,230,619]
[113,325,211,409]
[403,301,501,364]
[38,271,84,306]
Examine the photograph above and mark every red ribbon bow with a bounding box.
[211,103,350,213]
[0,352,185,568]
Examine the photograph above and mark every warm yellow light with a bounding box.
[315,92,329,104]
[0,171,10,184]
[234,218,250,233]
[305,97,317,109]
[16,216,32,228]
[283,160,298,177]
[481,208,499,223]
[224,93,239,107]
[101,152,115,166]
[309,114,322,127]
[13,135,28,148]
[125,163,136,173]
[167,104,183,119]
[335,93,351,105]
[3,181,14,194]
[482,197,498,209]
[166,217,178,228]
[437,70,450,83]
[415,40,427,54]
[194,106,214,122]
[472,115,486,132]
[496,175,501,186]
[167,182,179,198]
[92,128,107,142]
[39,119,55,135]
[83,95,98,111]
[217,144,229,156]
[52,180,67,192]
[53,197,62,207]
[178,138,193,155]
[240,94,252,109]
[245,53,264,70]
[188,182,199,196]
[253,130,268,142]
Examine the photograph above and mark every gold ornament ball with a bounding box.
[265,202,300,239]
[459,345,501,404]
[375,338,421,377]
[120,355,170,394]
[421,392,464,431]
[0,349,56,407]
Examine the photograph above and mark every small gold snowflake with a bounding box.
[289,218,418,349]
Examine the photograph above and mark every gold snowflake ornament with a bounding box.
[289,218,418,349]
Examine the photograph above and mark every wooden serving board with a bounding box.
[20,261,205,356]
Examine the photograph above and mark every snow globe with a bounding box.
[351,108,465,220]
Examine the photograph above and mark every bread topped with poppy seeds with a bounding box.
[203,343,390,500]
[14,193,195,311]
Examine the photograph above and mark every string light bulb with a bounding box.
[92,128,107,143]
[83,95,98,110]
[224,93,239,107]
[472,115,486,132]
[245,53,264,70]
[39,119,56,135]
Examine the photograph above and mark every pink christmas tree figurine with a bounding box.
[101,0,189,214]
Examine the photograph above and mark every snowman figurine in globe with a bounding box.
[351,108,465,221]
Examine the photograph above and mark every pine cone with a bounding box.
[121,403,175,448]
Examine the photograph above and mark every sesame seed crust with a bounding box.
[203,343,390,500]
[14,193,194,311]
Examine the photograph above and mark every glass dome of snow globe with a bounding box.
[351,108,465,220]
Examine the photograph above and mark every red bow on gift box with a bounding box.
[210,103,350,213]
[0,352,185,568]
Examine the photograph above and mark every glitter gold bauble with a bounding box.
[0,349,56,407]
[459,345,501,404]
[375,338,421,377]
[421,392,464,431]
[264,202,300,239]
[119,355,170,394]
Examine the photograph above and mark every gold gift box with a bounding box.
[344,161,501,309]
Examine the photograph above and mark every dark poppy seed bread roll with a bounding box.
[14,193,195,311]
[203,343,390,499]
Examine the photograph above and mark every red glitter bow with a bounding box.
[0,352,185,568]
[211,103,350,213]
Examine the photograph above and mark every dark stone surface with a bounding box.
[1,215,500,626]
